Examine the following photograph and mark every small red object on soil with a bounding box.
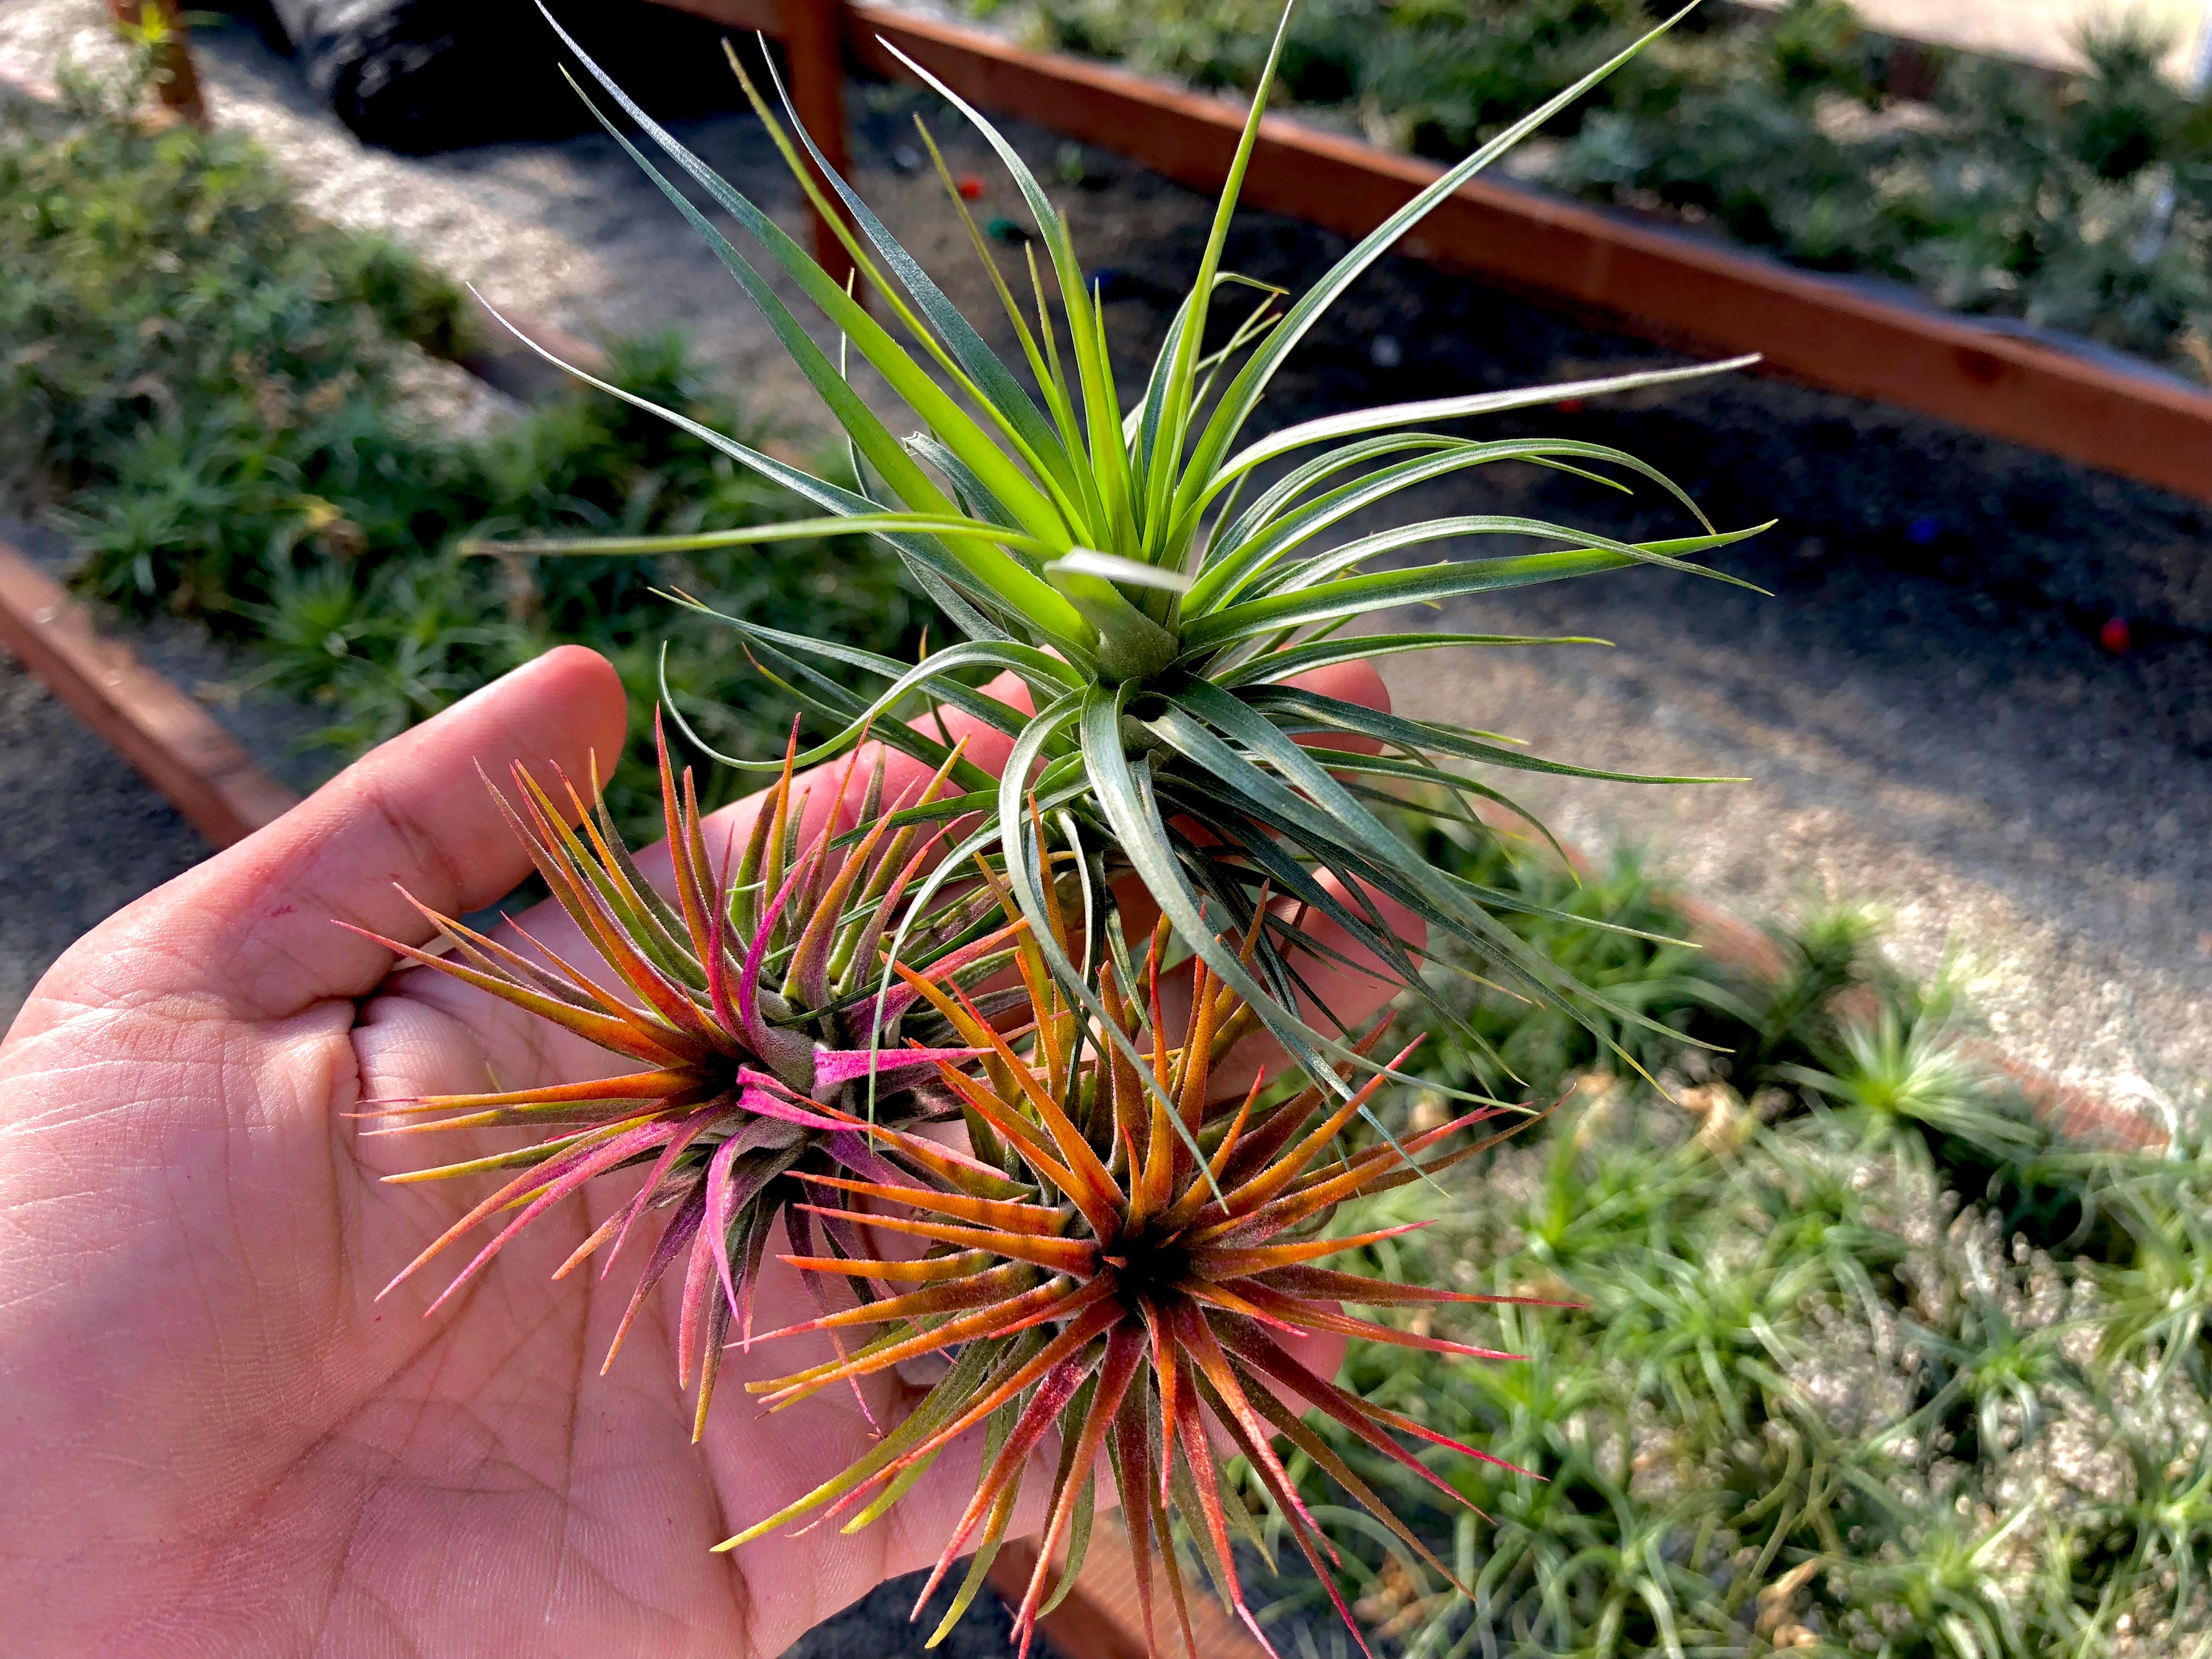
[1557,397,1587,413]
[958,174,985,200]
[2100,616,2131,654]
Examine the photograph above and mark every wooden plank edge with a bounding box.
[670,0,2212,508]
[454,296,612,404]
[0,539,297,848]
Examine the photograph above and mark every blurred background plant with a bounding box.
[1207,817,2212,1657]
[977,0,2212,382]
[0,44,917,832]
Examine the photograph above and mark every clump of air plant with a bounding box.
[471,0,1768,1102]
[722,875,1563,1657]
[406,0,1773,1646]
[357,721,1017,1433]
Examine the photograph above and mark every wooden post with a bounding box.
[779,0,857,289]
[106,0,207,128]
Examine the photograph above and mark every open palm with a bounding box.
[0,646,1398,1658]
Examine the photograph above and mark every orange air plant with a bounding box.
[724,880,1556,1658]
[356,723,1020,1434]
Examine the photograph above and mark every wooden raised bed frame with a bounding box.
[676,0,2212,510]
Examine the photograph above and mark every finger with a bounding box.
[1284,657,1388,752]
[1101,657,1421,1099]
[1211,876,1427,1101]
[24,646,629,1031]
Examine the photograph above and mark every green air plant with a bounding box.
[472,0,1769,1103]
[356,724,1019,1434]
[1780,1005,2043,1168]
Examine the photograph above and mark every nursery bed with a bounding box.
[648,0,2212,509]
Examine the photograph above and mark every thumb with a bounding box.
[10,646,628,1039]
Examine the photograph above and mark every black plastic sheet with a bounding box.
[222,0,757,153]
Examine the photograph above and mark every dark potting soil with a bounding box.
[775,1569,1067,1659]
[0,649,205,1025]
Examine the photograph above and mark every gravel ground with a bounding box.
[0,651,205,1018]
[1800,0,2210,76]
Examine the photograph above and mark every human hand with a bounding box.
[0,646,1412,1658]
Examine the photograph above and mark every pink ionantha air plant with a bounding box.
[358,724,1018,1433]
[721,875,1565,1658]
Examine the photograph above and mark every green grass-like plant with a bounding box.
[1,52,915,835]
[1250,843,2211,1656]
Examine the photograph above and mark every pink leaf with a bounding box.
[808,1045,984,1093]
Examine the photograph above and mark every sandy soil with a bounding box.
[1748,0,2212,77]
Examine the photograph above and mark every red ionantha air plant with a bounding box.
[724,878,1558,1657]
[358,724,1018,1432]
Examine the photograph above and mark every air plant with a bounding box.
[1779,1005,2043,1167]
[356,723,1014,1433]
[406,1,1782,1645]
[469,0,1771,1098]
[718,870,1565,1657]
